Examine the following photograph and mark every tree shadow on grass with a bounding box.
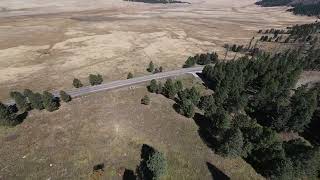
[15,111,28,125]
[206,162,230,180]
[193,113,219,149]
[136,144,156,180]
[123,169,136,180]
[197,73,215,90]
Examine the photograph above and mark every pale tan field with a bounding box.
[0,0,315,99]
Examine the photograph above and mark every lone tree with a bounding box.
[59,91,72,102]
[89,74,103,86]
[29,92,44,110]
[146,151,168,180]
[42,91,59,112]
[73,78,83,88]
[147,61,154,73]
[141,95,150,105]
[10,91,29,112]
[127,72,134,79]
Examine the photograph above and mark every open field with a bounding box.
[0,75,263,179]
[0,0,315,100]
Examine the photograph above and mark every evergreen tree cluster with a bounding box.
[183,52,218,68]
[256,0,320,16]
[1,89,72,126]
[200,51,320,179]
[255,0,293,7]
[289,3,320,16]
[147,78,200,118]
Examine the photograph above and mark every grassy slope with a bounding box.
[0,75,263,180]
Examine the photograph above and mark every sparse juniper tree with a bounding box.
[146,151,167,180]
[162,79,177,99]
[89,74,103,86]
[127,72,133,79]
[42,91,59,112]
[10,91,29,112]
[59,91,72,102]
[141,95,150,105]
[147,61,155,73]
[29,92,44,110]
[148,79,158,93]
[73,78,83,88]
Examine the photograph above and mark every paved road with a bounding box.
[5,66,204,105]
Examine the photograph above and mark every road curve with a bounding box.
[5,66,204,105]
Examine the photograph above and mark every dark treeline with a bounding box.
[124,0,188,4]
[183,52,218,68]
[258,22,320,70]
[289,3,320,16]
[256,0,320,16]
[200,51,320,179]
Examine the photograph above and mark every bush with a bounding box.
[59,91,72,102]
[89,74,103,86]
[73,78,83,88]
[141,95,150,105]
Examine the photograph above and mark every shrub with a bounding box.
[89,74,103,86]
[141,95,150,105]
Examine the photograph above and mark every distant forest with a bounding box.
[124,0,188,4]
[256,0,320,16]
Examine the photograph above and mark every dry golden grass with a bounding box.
[0,75,263,179]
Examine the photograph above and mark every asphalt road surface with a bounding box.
[5,66,204,105]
